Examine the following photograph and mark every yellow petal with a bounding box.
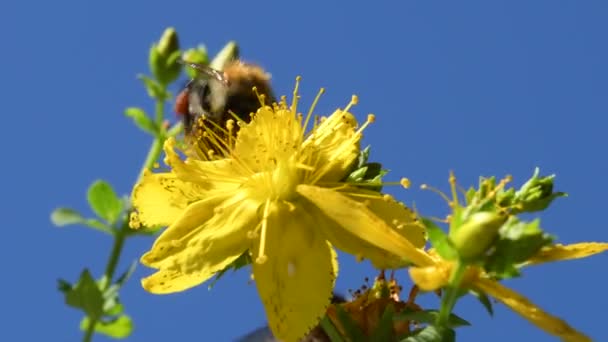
[474,278,592,342]
[297,184,434,267]
[304,110,360,183]
[132,172,204,227]
[140,194,224,268]
[141,196,259,294]
[409,264,450,291]
[526,243,608,266]
[252,204,337,342]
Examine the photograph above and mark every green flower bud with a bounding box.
[514,168,566,213]
[449,212,506,260]
[149,27,181,85]
[209,41,239,71]
[182,46,209,79]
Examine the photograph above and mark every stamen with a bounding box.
[343,95,359,112]
[291,76,301,113]
[400,178,411,189]
[420,183,452,205]
[449,171,459,207]
[256,199,271,264]
[252,86,266,107]
[303,88,325,137]
[355,113,375,135]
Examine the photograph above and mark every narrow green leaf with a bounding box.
[51,208,114,234]
[125,107,158,135]
[80,315,133,339]
[422,218,458,260]
[51,208,84,226]
[320,316,346,342]
[105,303,124,316]
[469,290,493,316]
[115,261,138,287]
[137,74,169,100]
[83,219,115,235]
[371,304,395,342]
[65,270,104,319]
[401,325,455,342]
[57,278,72,293]
[394,310,470,328]
[208,252,251,289]
[87,180,123,225]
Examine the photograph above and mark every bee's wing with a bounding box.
[181,60,229,86]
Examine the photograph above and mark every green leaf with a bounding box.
[80,315,133,339]
[124,107,158,135]
[208,252,251,289]
[485,218,553,279]
[87,180,123,225]
[65,270,104,320]
[320,316,346,342]
[422,219,458,260]
[335,305,366,342]
[51,208,115,234]
[138,74,169,100]
[394,310,470,328]
[57,278,72,293]
[105,303,124,316]
[51,208,84,226]
[469,290,493,316]
[371,304,395,342]
[401,325,455,342]
[115,261,138,287]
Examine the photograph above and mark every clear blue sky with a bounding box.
[2,1,607,341]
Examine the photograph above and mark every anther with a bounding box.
[401,178,411,189]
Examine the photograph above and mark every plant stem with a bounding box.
[82,96,167,342]
[436,260,467,327]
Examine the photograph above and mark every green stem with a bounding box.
[436,260,467,327]
[82,95,167,342]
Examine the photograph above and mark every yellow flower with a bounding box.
[408,243,608,342]
[132,83,429,342]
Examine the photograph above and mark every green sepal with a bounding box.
[484,218,553,279]
[423,218,458,260]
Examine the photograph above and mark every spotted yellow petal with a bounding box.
[141,196,258,288]
[297,184,434,267]
[526,243,608,266]
[132,172,205,227]
[474,278,592,342]
[252,204,337,342]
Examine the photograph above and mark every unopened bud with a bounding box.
[449,212,506,260]
[149,27,181,85]
[183,46,209,79]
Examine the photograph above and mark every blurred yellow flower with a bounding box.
[408,243,608,342]
[132,83,429,341]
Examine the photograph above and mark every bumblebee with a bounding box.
[174,60,276,144]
